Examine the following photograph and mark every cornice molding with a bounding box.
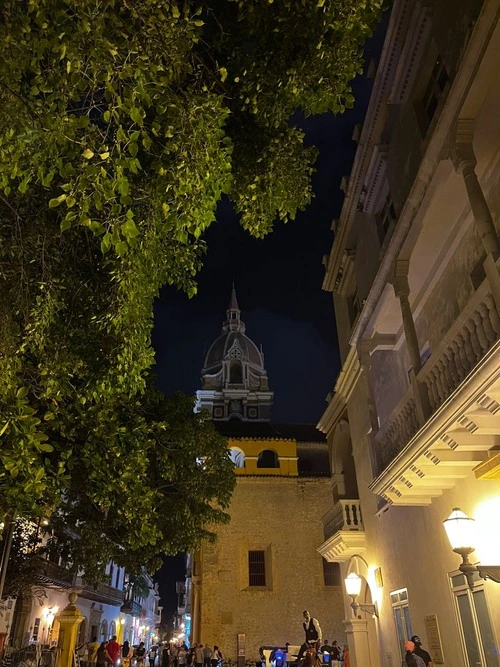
[317,347,361,434]
[323,0,412,292]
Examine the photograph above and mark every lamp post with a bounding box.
[443,507,500,589]
[344,573,378,618]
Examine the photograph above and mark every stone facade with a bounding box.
[195,473,344,661]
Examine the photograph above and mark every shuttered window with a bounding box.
[248,550,266,586]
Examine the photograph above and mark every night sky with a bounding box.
[152,13,389,620]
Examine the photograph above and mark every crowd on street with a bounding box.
[76,639,224,667]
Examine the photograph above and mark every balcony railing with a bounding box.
[374,277,500,477]
[374,387,420,476]
[120,599,143,616]
[322,499,363,541]
[417,287,499,411]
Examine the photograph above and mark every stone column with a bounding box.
[452,119,500,311]
[392,261,421,373]
[56,592,83,667]
[343,618,373,667]
[357,343,381,479]
[191,576,201,645]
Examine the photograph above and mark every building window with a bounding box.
[229,360,243,384]
[377,193,397,244]
[248,550,266,586]
[422,55,449,126]
[390,588,413,656]
[257,450,279,468]
[115,566,121,589]
[32,618,41,642]
[322,559,341,586]
[450,572,499,667]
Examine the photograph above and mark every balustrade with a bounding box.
[374,279,500,478]
[374,389,419,476]
[322,499,363,540]
[418,289,500,412]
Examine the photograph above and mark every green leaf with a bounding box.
[82,149,94,159]
[49,194,67,208]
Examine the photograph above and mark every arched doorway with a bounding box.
[344,556,380,667]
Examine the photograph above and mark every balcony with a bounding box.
[371,275,500,504]
[120,599,143,617]
[317,499,366,563]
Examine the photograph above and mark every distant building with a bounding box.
[2,523,161,652]
[188,293,345,661]
[318,1,500,666]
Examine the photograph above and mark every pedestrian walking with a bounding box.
[410,636,433,667]
[402,641,426,667]
[211,647,222,667]
[107,636,121,667]
[195,645,204,667]
[149,646,157,667]
[203,645,212,667]
[88,638,100,667]
[135,643,147,667]
[122,642,132,667]
[96,642,112,667]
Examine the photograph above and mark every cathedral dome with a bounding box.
[196,288,273,421]
[204,331,263,371]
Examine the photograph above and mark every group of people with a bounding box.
[77,640,224,667]
[300,612,433,667]
[77,636,149,667]
[156,642,223,667]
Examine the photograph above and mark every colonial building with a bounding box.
[1,528,161,653]
[189,294,345,662]
[318,1,500,667]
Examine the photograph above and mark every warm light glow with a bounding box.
[443,507,476,552]
[119,618,126,625]
[345,572,362,597]
[473,497,500,565]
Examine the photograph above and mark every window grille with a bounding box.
[322,559,341,586]
[248,550,266,586]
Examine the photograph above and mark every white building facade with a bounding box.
[318,1,500,667]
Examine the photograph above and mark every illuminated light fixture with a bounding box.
[443,507,500,589]
[344,572,378,618]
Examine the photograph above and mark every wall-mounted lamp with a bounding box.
[443,508,500,589]
[344,573,378,618]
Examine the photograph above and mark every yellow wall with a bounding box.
[227,437,299,476]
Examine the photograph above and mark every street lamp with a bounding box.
[443,507,500,589]
[344,572,378,618]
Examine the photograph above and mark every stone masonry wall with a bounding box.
[198,477,344,661]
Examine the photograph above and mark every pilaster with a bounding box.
[56,593,83,667]
[343,618,373,667]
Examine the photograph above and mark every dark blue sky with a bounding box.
[152,13,389,615]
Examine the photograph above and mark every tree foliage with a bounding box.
[0,0,382,581]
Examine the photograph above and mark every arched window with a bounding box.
[110,620,116,639]
[229,360,243,384]
[257,450,279,468]
[100,619,108,641]
[229,447,245,468]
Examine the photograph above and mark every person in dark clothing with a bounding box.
[402,641,425,667]
[96,643,112,667]
[298,611,322,661]
[410,636,432,667]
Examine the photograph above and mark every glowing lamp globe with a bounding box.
[443,507,476,553]
[345,572,362,597]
